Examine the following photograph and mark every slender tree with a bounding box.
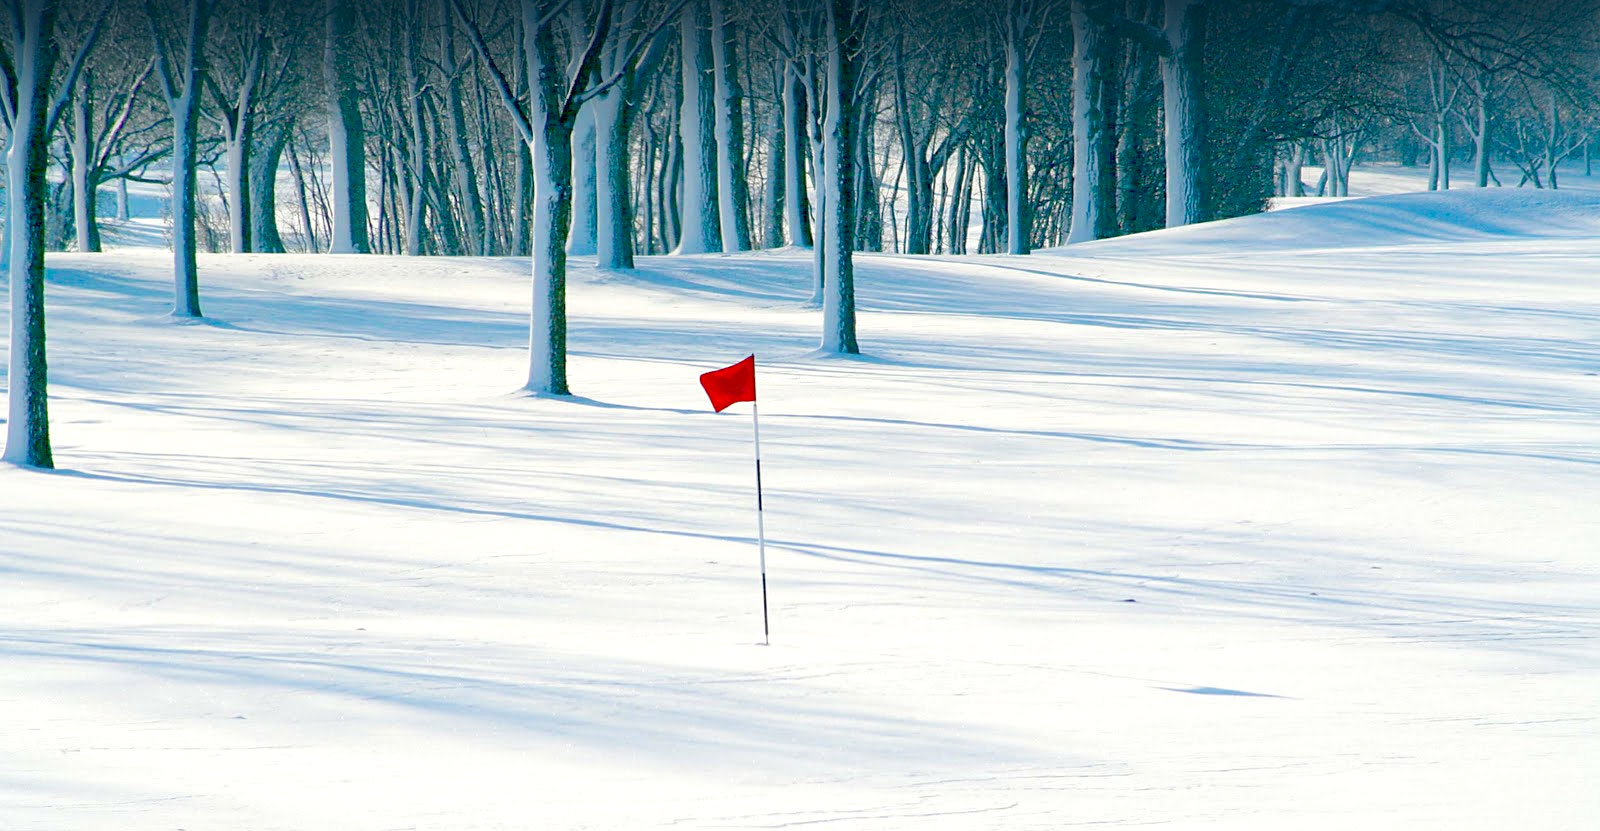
[146,0,217,317]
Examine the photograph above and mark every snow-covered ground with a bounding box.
[3,188,1597,829]
[1291,160,1600,203]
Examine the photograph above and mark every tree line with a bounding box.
[4,0,1596,468]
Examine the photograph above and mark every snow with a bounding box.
[1292,160,1600,201]
[3,187,1598,828]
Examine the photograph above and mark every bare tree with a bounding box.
[146,0,219,318]
[455,0,679,393]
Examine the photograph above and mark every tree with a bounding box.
[206,0,304,254]
[674,0,719,254]
[1069,0,1114,242]
[999,0,1052,253]
[1,0,60,467]
[325,0,370,253]
[709,0,750,251]
[593,11,672,268]
[146,0,218,318]
[818,0,861,353]
[58,0,151,254]
[455,0,678,393]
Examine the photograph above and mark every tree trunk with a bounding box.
[781,60,812,248]
[1004,0,1029,253]
[224,125,253,253]
[401,12,428,256]
[288,136,319,251]
[664,96,682,247]
[250,123,289,253]
[1069,0,1113,243]
[3,0,57,468]
[171,86,203,316]
[523,7,573,395]
[710,1,751,251]
[853,86,881,251]
[1436,118,1451,190]
[763,86,784,247]
[820,0,859,354]
[442,7,488,256]
[567,103,598,255]
[1546,95,1560,190]
[70,74,101,253]
[1280,143,1305,197]
[593,44,638,271]
[511,139,531,256]
[893,39,935,255]
[803,53,826,303]
[1160,0,1207,227]
[1473,81,1491,187]
[326,0,371,253]
[1115,10,1156,235]
[675,0,720,254]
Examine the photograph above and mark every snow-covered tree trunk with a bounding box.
[710,0,751,252]
[70,74,101,253]
[456,0,623,393]
[568,103,598,256]
[515,1,592,394]
[224,127,253,253]
[1289,144,1306,197]
[1161,0,1207,227]
[3,0,57,468]
[675,0,720,254]
[1068,0,1112,243]
[150,0,214,318]
[1424,134,1439,190]
[325,0,370,254]
[819,0,859,354]
[1003,0,1029,254]
[801,52,827,303]
[215,20,265,256]
[781,58,811,247]
[527,119,572,393]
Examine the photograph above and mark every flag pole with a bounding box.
[752,401,769,646]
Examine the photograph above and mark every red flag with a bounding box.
[700,355,757,413]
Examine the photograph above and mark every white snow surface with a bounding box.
[3,188,1598,829]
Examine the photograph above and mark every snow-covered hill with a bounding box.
[3,189,1597,829]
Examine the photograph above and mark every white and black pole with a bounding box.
[752,400,770,646]
[699,354,766,645]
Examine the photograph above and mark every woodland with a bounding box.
[2,0,1597,467]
